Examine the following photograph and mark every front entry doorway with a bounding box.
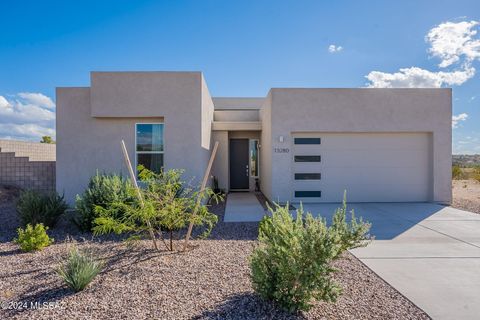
[229,139,249,190]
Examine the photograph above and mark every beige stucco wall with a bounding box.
[90,72,202,118]
[56,87,162,203]
[201,74,214,150]
[57,73,451,205]
[267,88,452,204]
[259,92,273,200]
[214,110,259,122]
[212,97,265,110]
[57,72,214,204]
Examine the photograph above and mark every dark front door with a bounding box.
[229,139,249,189]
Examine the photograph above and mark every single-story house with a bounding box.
[56,71,452,205]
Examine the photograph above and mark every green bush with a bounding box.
[75,172,135,232]
[16,191,67,227]
[473,167,480,182]
[56,247,103,292]
[14,223,54,252]
[452,165,464,180]
[250,194,371,312]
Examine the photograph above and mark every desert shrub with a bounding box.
[452,165,464,180]
[17,191,68,227]
[473,167,480,182]
[331,198,372,255]
[93,166,222,251]
[75,172,135,232]
[14,223,54,252]
[56,247,103,292]
[250,194,371,312]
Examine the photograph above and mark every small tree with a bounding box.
[40,136,55,144]
[93,167,221,251]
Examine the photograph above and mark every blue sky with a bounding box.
[0,0,479,153]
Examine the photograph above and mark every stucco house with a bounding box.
[56,71,452,205]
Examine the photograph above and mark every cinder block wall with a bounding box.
[0,140,56,192]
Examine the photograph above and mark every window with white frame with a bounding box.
[136,123,164,174]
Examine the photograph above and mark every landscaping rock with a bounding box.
[0,197,430,319]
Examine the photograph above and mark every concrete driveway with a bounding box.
[299,202,480,320]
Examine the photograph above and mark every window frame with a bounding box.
[135,122,165,177]
[249,139,260,178]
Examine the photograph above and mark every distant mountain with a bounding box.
[453,154,480,167]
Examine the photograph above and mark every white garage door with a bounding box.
[292,133,432,203]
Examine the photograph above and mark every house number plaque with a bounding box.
[274,148,290,153]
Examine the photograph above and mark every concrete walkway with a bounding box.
[299,202,480,320]
[224,192,266,222]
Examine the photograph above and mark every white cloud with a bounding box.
[18,92,55,109]
[427,20,480,68]
[366,66,475,88]
[452,113,468,128]
[0,93,55,141]
[0,123,55,141]
[0,96,9,108]
[366,20,480,88]
[453,134,480,153]
[328,44,343,53]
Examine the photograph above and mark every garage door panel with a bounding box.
[293,163,323,171]
[323,166,428,183]
[293,145,322,154]
[320,133,429,148]
[291,133,431,202]
[321,181,430,189]
[293,180,322,189]
[321,183,429,202]
[322,149,428,168]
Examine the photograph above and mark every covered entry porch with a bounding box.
[211,130,261,192]
[210,105,262,193]
[210,98,266,222]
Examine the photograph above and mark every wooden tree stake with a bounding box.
[121,140,158,251]
[183,141,219,251]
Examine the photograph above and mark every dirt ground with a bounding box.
[452,179,480,214]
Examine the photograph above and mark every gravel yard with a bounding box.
[452,179,480,214]
[0,190,430,319]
